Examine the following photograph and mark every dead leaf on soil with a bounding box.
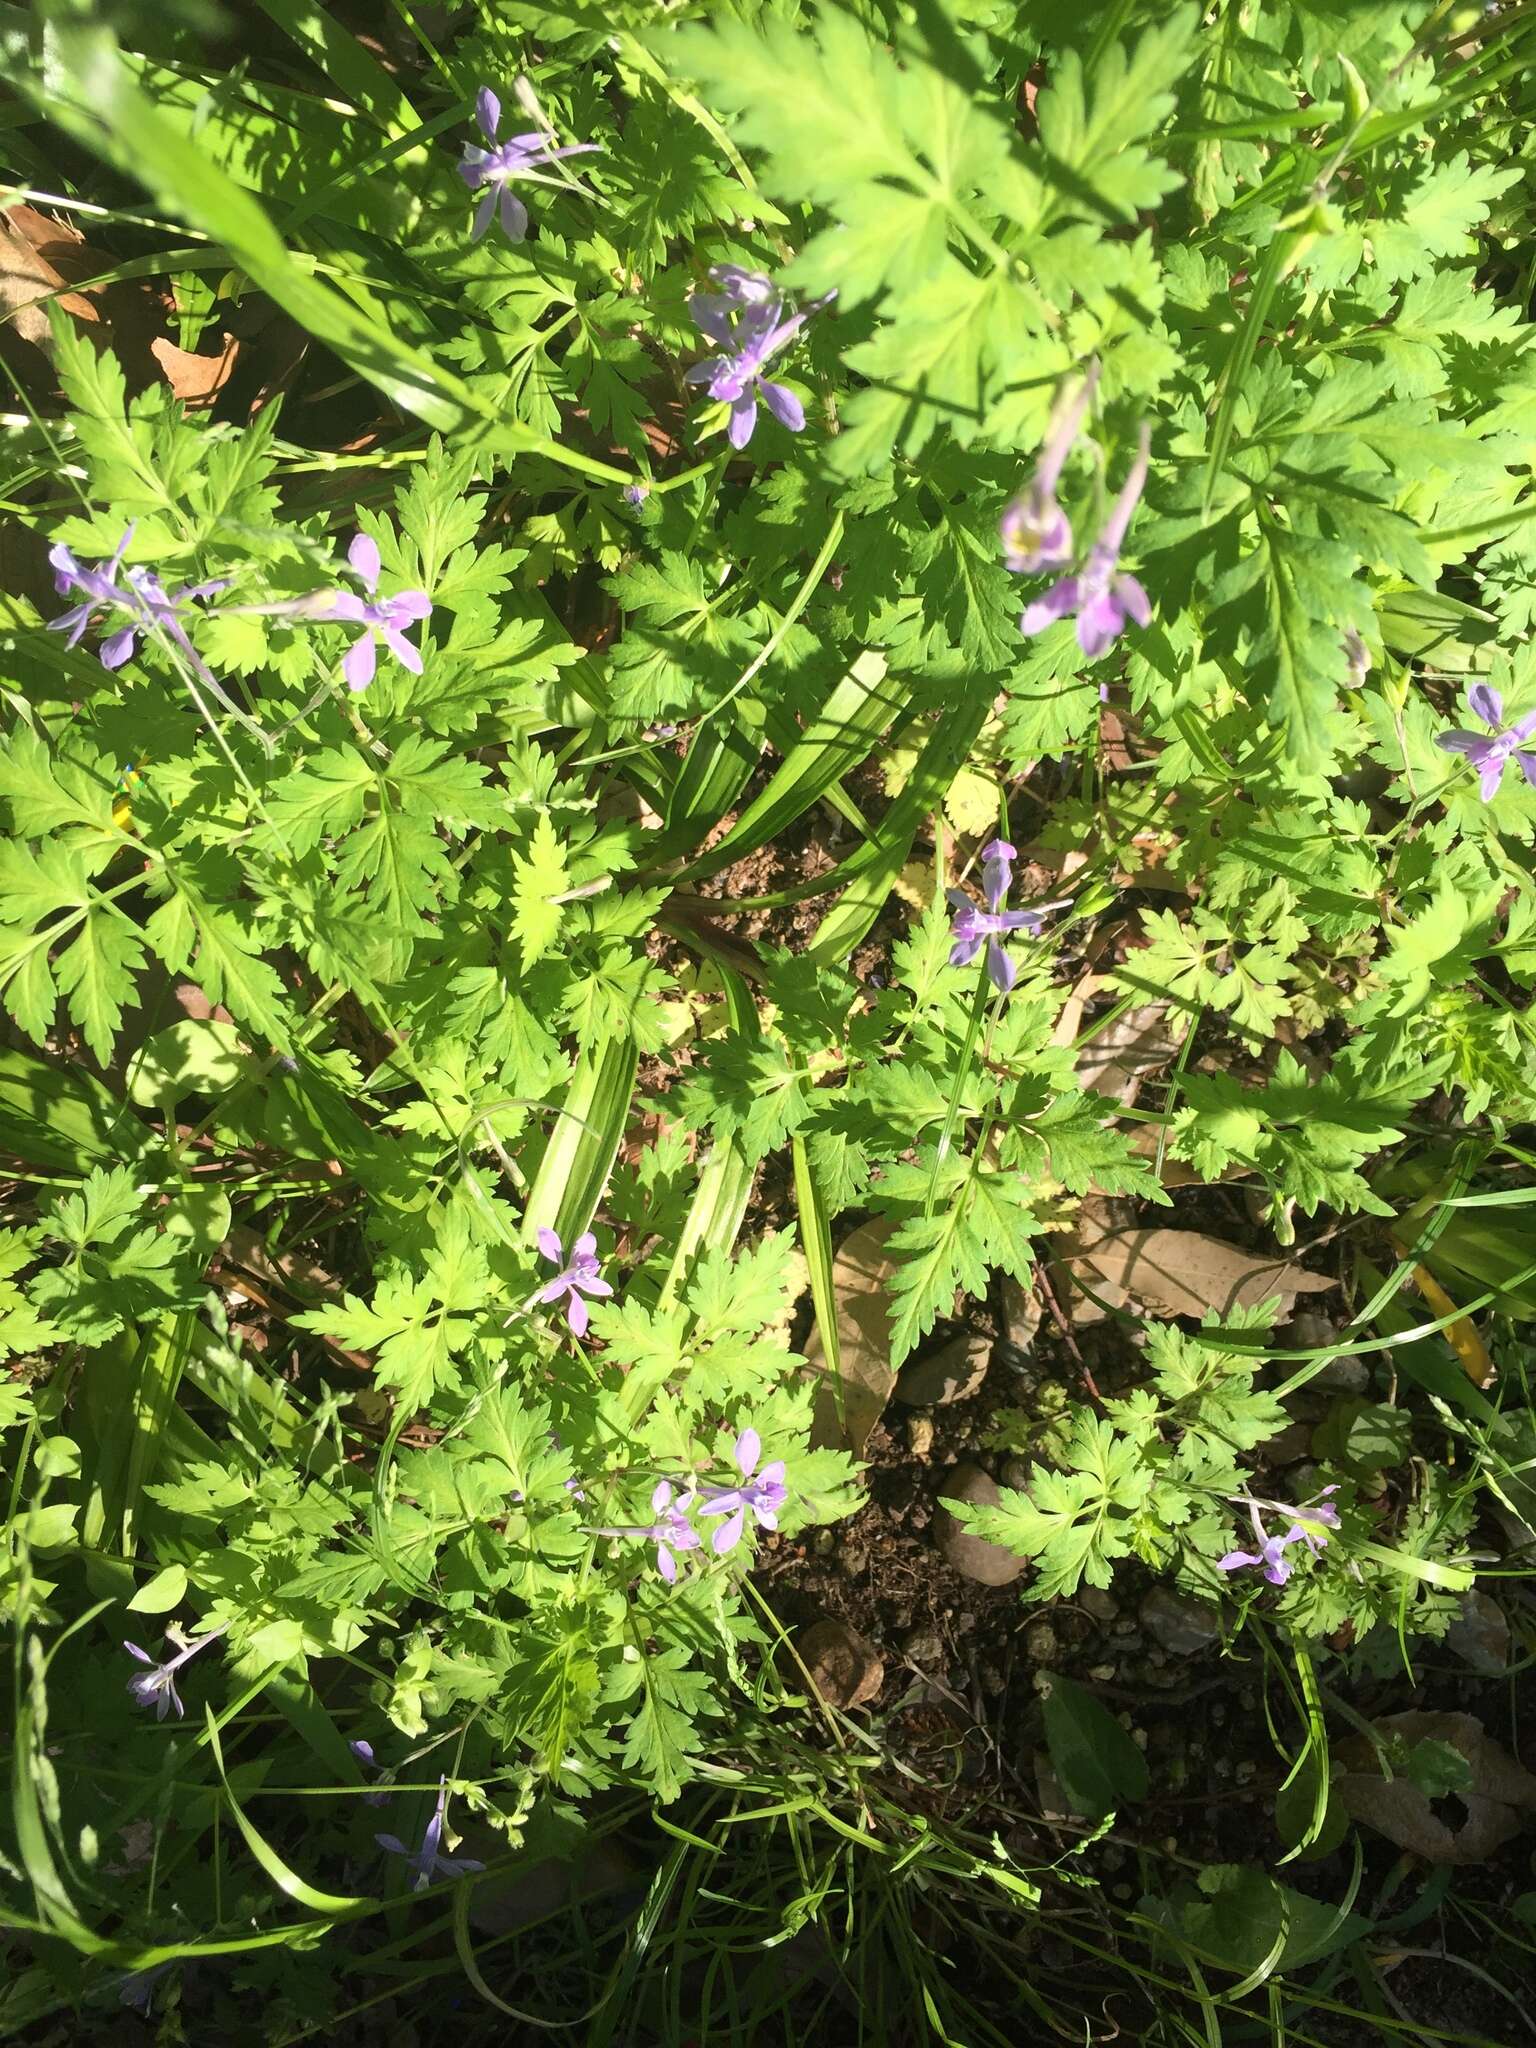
[1064,1227,1336,1322]
[805,1217,900,1455]
[1,201,238,407]
[1075,999,1188,1107]
[1339,1712,1536,1865]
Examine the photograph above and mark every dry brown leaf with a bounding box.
[805,1218,899,1455]
[151,331,240,409]
[1066,1227,1335,1322]
[1339,1712,1536,1865]
[1,205,98,349]
[1051,971,1102,1053]
[1075,999,1187,1107]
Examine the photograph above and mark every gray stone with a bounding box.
[933,1463,1028,1586]
[900,1623,944,1666]
[796,1617,884,1710]
[1446,1590,1510,1677]
[1025,1622,1059,1662]
[999,1274,1042,1352]
[1290,1311,1369,1393]
[1080,1587,1119,1623]
[1000,1456,1032,1492]
[1140,1585,1221,1657]
[1263,1419,1314,1465]
[1087,1663,1117,1683]
[897,1332,990,1407]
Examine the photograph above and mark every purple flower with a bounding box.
[592,1480,702,1584]
[319,534,432,692]
[49,526,226,671]
[377,1776,485,1891]
[697,1427,788,1555]
[536,1227,613,1339]
[623,482,651,506]
[458,85,598,242]
[349,1737,393,1807]
[1217,1486,1339,1587]
[1344,629,1371,684]
[1000,363,1099,574]
[123,1622,226,1721]
[685,268,830,450]
[946,838,1068,994]
[1435,682,1536,801]
[1021,425,1153,660]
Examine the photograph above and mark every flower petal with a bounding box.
[759,380,805,432]
[656,1543,677,1584]
[382,628,424,674]
[567,1291,589,1339]
[727,394,758,449]
[348,533,381,590]
[1114,573,1152,628]
[1436,730,1490,758]
[986,936,1017,993]
[476,85,501,143]
[1019,576,1079,637]
[537,1227,563,1263]
[1076,592,1124,660]
[342,631,377,692]
[499,190,529,242]
[735,1427,761,1478]
[98,627,137,670]
[712,1507,745,1556]
[1467,682,1503,729]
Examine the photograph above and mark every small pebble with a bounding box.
[1132,1727,1149,1751]
[896,1332,990,1407]
[1235,1760,1257,1783]
[1000,1456,1032,1492]
[1080,1587,1119,1623]
[933,1463,1028,1586]
[1087,1663,1117,1683]
[907,1414,936,1459]
[1025,1622,1059,1663]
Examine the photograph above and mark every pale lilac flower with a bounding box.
[349,1737,393,1807]
[697,1427,788,1555]
[1021,425,1153,660]
[537,1227,613,1338]
[1217,1486,1339,1587]
[623,482,650,505]
[1344,629,1371,684]
[377,1776,484,1891]
[49,526,225,670]
[458,85,599,242]
[592,1480,702,1583]
[123,1622,227,1721]
[319,534,431,691]
[1000,363,1099,574]
[946,839,1068,994]
[685,270,831,450]
[1435,682,1536,801]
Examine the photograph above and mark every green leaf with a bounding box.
[126,1563,189,1614]
[1041,1671,1149,1820]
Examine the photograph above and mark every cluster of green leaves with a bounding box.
[3,0,1536,2015]
[961,1301,1477,1641]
